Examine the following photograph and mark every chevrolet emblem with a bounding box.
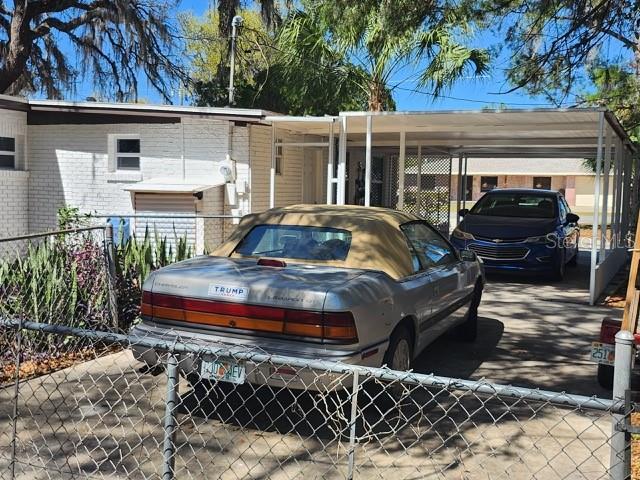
[493,239,503,243]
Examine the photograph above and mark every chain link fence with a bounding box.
[0,227,116,377]
[0,318,632,480]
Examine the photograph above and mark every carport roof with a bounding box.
[267,108,636,158]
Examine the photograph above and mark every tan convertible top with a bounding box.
[212,204,420,280]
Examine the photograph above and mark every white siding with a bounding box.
[248,125,304,213]
[278,131,304,206]
[132,192,197,249]
[231,124,251,217]
[249,124,271,213]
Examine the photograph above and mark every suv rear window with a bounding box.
[234,225,352,261]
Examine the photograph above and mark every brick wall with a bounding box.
[26,118,240,233]
[0,170,29,238]
[0,108,28,238]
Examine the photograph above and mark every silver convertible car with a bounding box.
[132,205,484,389]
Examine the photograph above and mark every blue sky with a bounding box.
[69,0,570,111]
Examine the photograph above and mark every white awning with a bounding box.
[124,176,226,194]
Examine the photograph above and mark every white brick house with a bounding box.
[0,95,632,250]
[0,95,323,251]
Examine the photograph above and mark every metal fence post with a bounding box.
[610,330,634,479]
[103,223,119,330]
[9,317,24,480]
[347,370,360,480]
[162,353,179,480]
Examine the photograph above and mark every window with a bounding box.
[234,225,352,261]
[470,192,557,219]
[420,174,436,190]
[115,137,140,170]
[480,176,498,192]
[275,144,283,175]
[401,221,457,272]
[533,176,551,190]
[464,175,473,201]
[0,136,15,169]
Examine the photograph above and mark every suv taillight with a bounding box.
[600,318,621,345]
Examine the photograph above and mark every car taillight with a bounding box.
[600,318,621,345]
[322,311,358,343]
[141,291,358,344]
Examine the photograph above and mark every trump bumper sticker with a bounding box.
[207,284,250,300]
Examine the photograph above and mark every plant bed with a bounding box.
[0,344,121,386]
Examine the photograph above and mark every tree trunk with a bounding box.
[367,80,386,111]
[0,6,33,94]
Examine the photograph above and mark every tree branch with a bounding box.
[598,27,635,50]
[32,10,106,38]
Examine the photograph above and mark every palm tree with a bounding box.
[276,1,489,111]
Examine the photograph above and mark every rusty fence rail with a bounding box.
[0,317,633,480]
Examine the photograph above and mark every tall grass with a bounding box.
[0,208,195,361]
[0,232,110,357]
[114,225,193,329]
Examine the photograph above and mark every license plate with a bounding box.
[200,357,246,384]
[590,342,615,366]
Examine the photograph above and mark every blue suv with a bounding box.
[450,189,579,280]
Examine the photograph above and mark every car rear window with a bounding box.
[233,225,352,261]
[470,193,557,219]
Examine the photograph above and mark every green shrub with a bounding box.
[114,225,194,330]
[0,209,195,360]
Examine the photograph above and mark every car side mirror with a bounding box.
[459,209,469,218]
[460,249,477,262]
[566,213,580,224]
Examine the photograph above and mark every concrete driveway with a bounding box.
[0,253,624,479]
[414,251,624,397]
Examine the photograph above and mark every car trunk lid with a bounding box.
[141,256,363,343]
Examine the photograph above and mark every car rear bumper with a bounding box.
[451,238,560,273]
[129,321,387,391]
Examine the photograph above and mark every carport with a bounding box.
[266,109,637,305]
